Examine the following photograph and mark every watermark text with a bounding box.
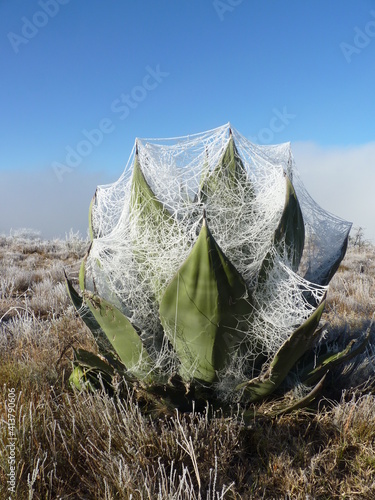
[52,65,169,182]
[213,0,243,21]
[7,0,72,54]
[5,388,17,497]
[340,11,375,63]
[248,107,296,144]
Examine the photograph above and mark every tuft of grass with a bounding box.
[1,230,375,498]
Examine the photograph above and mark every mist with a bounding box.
[1,141,374,243]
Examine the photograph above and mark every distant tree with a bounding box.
[351,226,366,250]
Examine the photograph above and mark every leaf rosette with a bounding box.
[66,124,361,415]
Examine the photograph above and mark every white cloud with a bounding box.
[292,141,375,243]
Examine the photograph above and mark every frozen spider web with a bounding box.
[85,123,351,396]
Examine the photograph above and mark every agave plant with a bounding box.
[66,124,368,415]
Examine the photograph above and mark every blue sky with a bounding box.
[1,0,375,240]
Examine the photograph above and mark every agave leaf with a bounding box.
[258,175,304,285]
[69,351,113,393]
[274,175,305,269]
[130,149,172,223]
[237,298,326,402]
[72,348,116,390]
[71,347,137,386]
[65,270,103,337]
[69,365,90,391]
[244,373,327,420]
[273,373,327,416]
[64,271,124,369]
[69,351,107,393]
[88,189,97,241]
[64,270,84,311]
[130,150,175,297]
[159,215,254,383]
[304,232,350,286]
[78,247,89,292]
[199,132,254,204]
[73,348,115,377]
[301,326,371,386]
[84,291,154,379]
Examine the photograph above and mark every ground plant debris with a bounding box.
[1,229,375,499]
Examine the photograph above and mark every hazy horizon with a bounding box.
[1,137,374,244]
[1,1,374,242]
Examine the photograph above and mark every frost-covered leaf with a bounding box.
[160,215,254,383]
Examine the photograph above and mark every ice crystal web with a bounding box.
[87,123,351,395]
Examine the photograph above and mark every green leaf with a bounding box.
[78,248,89,292]
[237,298,326,402]
[64,269,84,310]
[65,270,103,337]
[130,149,172,223]
[199,132,254,204]
[274,374,327,415]
[88,190,97,241]
[244,373,327,420]
[159,215,254,383]
[71,348,116,391]
[73,348,115,377]
[130,150,175,298]
[83,291,154,379]
[274,175,305,269]
[69,356,105,393]
[69,365,89,391]
[258,175,304,285]
[304,233,350,286]
[301,326,371,386]
[69,349,117,393]
[64,271,124,370]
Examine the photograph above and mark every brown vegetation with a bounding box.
[1,231,375,499]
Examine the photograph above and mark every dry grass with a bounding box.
[325,244,375,328]
[1,231,375,498]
